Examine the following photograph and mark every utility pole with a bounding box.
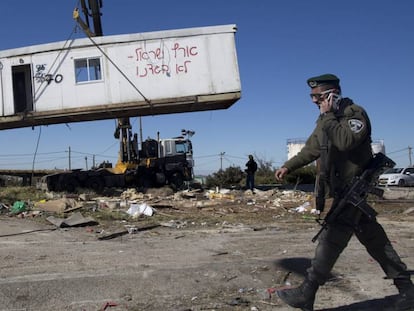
[68,146,71,170]
[85,156,88,170]
[409,146,412,167]
[219,152,225,171]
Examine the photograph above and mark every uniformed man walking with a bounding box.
[274,74,414,310]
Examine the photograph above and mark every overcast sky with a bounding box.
[0,0,413,174]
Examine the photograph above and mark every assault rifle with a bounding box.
[311,152,395,243]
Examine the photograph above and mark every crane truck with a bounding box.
[38,119,194,192]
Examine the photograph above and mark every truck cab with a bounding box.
[159,137,194,172]
[139,136,194,189]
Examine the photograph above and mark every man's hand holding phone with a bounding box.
[319,94,333,114]
[319,91,341,114]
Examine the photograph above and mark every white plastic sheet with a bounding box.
[127,203,154,217]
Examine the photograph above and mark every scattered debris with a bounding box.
[126,202,154,217]
[0,185,413,311]
[10,201,27,214]
[289,201,320,214]
[97,229,129,240]
[120,188,146,201]
[46,212,98,228]
[272,190,312,207]
[0,202,10,213]
[100,301,118,311]
[403,207,414,215]
[97,199,121,209]
[34,198,82,213]
[227,297,250,306]
[160,220,188,229]
[246,199,255,205]
[99,223,161,240]
[290,201,311,213]
[195,200,221,209]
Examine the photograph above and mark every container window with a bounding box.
[74,57,102,83]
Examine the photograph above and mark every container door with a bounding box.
[12,64,33,113]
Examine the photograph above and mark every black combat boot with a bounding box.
[277,278,319,311]
[394,278,414,310]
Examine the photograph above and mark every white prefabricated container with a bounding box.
[0,24,241,129]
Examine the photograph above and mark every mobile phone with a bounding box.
[327,92,342,110]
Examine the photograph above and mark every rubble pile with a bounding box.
[0,187,315,227]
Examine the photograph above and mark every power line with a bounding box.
[224,154,246,160]
[387,147,410,155]
[195,154,222,159]
[0,151,66,157]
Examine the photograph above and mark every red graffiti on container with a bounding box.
[132,42,199,78]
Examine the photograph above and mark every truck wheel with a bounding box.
[170,173,184,190]
[155,172,166,186]
[138,174,153,188]
[86,177,104,193]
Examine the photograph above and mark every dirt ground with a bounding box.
[0,187,413,311]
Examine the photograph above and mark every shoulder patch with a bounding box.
[348,119,364,133]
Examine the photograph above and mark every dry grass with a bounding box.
[0,186,48,205]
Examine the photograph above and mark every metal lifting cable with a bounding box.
[31,126,42,182]
[33,25,78,100]
[72,11,152,106]
[31,24,80,177]
[84,34,152,106]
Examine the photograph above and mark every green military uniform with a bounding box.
[284,98,372,197]
[278,74,413,311]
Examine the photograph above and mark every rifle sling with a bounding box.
[319,129,329,180]
[315,130,329,211]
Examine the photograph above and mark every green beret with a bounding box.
[307,74,340,88]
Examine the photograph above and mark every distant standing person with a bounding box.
[245,155,257,192]
[274,74,414,310]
